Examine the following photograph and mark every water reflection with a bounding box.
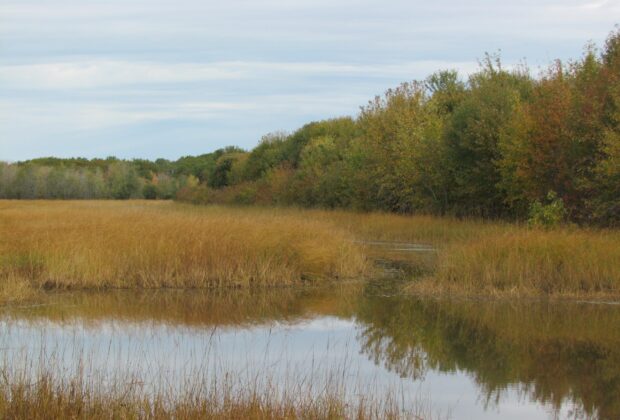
[3,288,356,327]
[2,287,619,419]
[355,295,620,420]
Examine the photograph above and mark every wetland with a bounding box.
[1,200,620,419]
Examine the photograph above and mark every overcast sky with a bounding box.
[1,0,618,161]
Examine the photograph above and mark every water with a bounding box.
[2,287,618,419]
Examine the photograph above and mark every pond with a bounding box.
[2,285,618,419]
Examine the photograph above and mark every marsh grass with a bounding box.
[2,200,620,299]
[311,207,620,298]
[0,201,367,295]
[0,368,415,420]
[0,374,398,420]
[408,227,620,298]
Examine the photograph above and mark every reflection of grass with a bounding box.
[0,201,367,301]
[10,288,358,328]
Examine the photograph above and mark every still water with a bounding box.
[1,286,619,419]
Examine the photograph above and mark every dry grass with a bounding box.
[310,208,620,298]
[0,200,367,296]
[0,371,420,420]
[221,206,506,246]
[317,210,507,245]
[408,227,620,298]
[290,207,620,298]
[2,200,620,300]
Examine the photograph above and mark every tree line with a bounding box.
[0,150,241,200]
[178,28,620,226]
[2,28,619,225]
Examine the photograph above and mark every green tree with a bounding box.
[106,162,141,199]
[446,55,532,217]
[357,82,447,212]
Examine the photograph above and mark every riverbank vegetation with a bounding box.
[2,28,620,226]
[0,201,367,301]
[415,228,620,297]
[2,200,620,302]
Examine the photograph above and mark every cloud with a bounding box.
[0,91,371,135]
[0,100,247,131]
[0,61,244,90]
[0,59,480,90]
[1,0,617,160]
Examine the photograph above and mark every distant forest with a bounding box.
[2,28,619,226]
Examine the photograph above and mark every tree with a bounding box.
[106,162,141,199]
[207,152,243,188]
[445,55,532,217]
[590,28,620,225]
[499,49,606,221]
[357,82,447,213]
[242,132,289,181]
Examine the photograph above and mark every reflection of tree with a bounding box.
[355,300,433,380]
[354,296,620,419]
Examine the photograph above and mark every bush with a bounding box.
[142,183,158,199]
[528,191,566,228]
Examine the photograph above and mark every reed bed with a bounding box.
[408,227,620,298]
[301,207,620,298]
[317,210,509,245]
[0,201,367,295]
[307,207,620,298]
[2,200,620,299]
[212,206,509,246]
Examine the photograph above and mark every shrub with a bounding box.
[528,191,566,228]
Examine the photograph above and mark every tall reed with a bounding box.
[0,201,367,293]
[410,227,620,297]
[3,200,620,299]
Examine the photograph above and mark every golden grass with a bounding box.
[276,207,620,298]
[217,206,505,245]
[0,372,417,420]
[408,227,620,298]
[304,207,620,298]
[2,199,620,300]
[316,210,506,245]
[0,200,367,296]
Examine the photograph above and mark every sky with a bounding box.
[1,0,618,161]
